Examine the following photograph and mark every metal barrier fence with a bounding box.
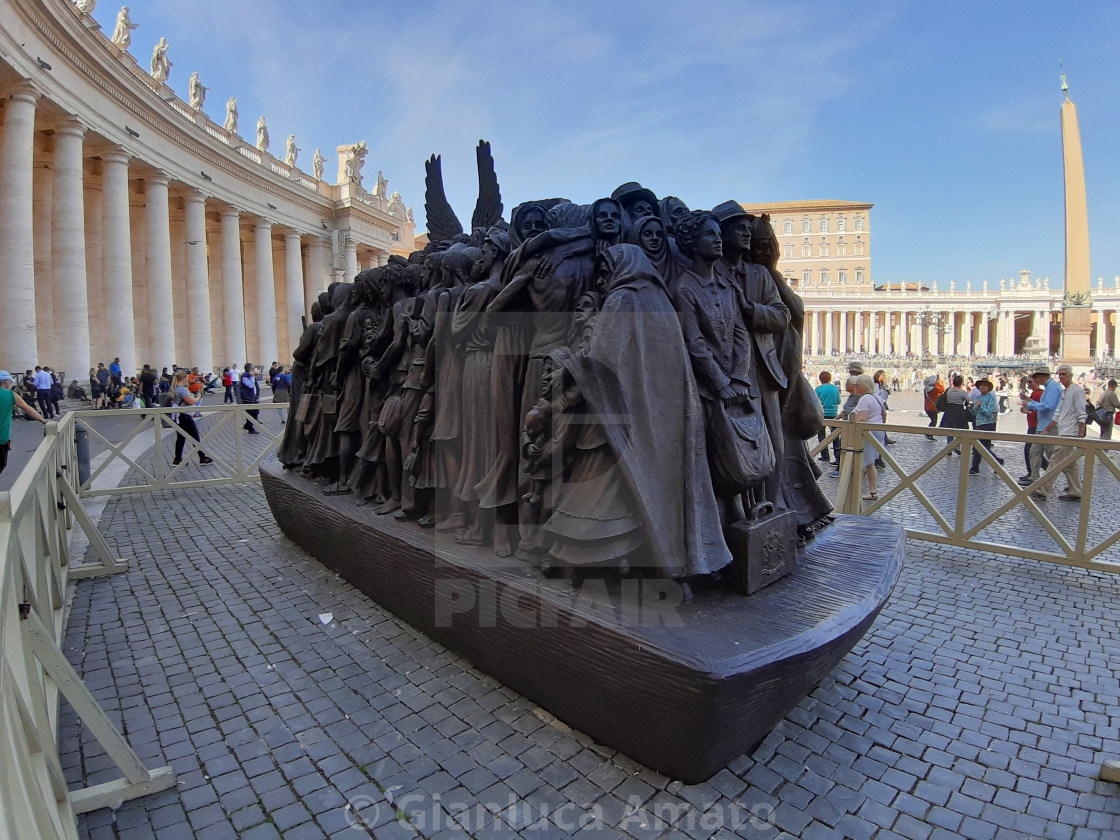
[1,404,282,838]
[813,420,1120,573]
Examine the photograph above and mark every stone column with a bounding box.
[33,147,53,361]
[51,118,92,380]
[805,311,816,355]
[220,208,246,365]
[101,147,136,375]
[184,190,212,370]
[824,311,833,355]
[284,232,305,353]
[978,314,989,356]
[854,311,864,353]
[145,174,175,372]
[377,252,389,268]
[254,220,278,365]
[1,83,41,371]
[344,236,358,281]
[307,237,331,314]
[84,169,104,365]
[1100,310,1111,357]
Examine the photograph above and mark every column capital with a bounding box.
[101,145,131,166]
[220,206,240,220]
[146,171,170,188]
[283,231,303,243]
[3,80,40,105]
[55,116,87,139]
[183,189,207,206]
[254,218,273,231]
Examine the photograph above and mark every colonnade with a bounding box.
[0,78,397,379]
[802,304,1119,359]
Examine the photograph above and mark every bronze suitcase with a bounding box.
[725,502,798,595]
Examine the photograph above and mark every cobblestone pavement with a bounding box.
[61,474,1120,840]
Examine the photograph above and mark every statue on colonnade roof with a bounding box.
[111,6,138,49]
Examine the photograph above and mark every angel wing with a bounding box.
[471,139,503,231]
[424,154,464,244]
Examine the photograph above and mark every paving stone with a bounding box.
[66,478,1120,840]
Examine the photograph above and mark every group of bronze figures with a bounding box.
[278,143,834,594]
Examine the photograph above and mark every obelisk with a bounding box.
[1059,72,1092,364]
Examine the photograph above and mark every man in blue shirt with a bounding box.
[1019,364,1062,486]
[814,371,841,465]
[109,357,123,387]
[240,363,260,434]
[32,365,55,419]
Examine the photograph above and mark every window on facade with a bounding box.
[820,270,829,284]
[838,270,846,284]
[803,270,812,285]
[802,244,811,257]
[819,219,829,232]
[820,244,829,257]
[855,217,864,231]
[837,217,846,231]
[784,244,793,258]
[802,219,811,233]
[838,243,847,256]
[855,270,864,284]
[784,220,793,234]
[855,242,864,255]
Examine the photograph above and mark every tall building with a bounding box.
[740,200,873,292]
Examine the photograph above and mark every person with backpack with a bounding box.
[240,363,260,433]
[169,370,213,466]
[923,373,945,441]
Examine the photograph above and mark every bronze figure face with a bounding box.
[593,200,623,239]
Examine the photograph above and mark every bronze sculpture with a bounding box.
[274,144,840,592]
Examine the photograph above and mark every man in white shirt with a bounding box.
[32,366,55,419]
[1033,364,1087,501]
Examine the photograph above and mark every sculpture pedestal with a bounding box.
[1061,306,1093,365]
[262,462,904,782]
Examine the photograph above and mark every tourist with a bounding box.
[1098,379,1119,440]
[814,371,840,465]
[996,376,1011,414]
[0,370,47,475]
[240,363,260,433]
[1032,364,1086,501]
[938,374,971,449]
[159,366,172,393]
[139,364,158,409]
[109,356,122,387]
[873,369,897,445]
[32,365,55,419]
[169,370,213,467]
[95,362,111,407]
[270,365,290,423]
[89,367,103,409]
[968,379,1004,475]
[830,374,862,478]
[1020,364,1061,486]
[222,367,235,403]
[1020,373,1048,478]
[923,373,944,441]
[850,373,886,501]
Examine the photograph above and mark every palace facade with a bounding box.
[0,0,417,380]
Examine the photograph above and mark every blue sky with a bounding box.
[90,1,1120,290]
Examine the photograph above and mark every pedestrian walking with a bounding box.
[850,373,887,501]
[240,363,260,433]
[222,367,235,404]
[32,365,54,419]
[1031,364,1086,501]
[1020,364,1061,486]
[968,378,1004,475]
[170,370,213,466]
[1095,379,1119,440]
[923,373,944,440]
[0,370,47,475]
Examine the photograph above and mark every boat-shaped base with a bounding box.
[261,462,904,782]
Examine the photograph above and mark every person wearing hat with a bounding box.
[967,379,1004,475]
[0,370,48,476]
[710,199,790,509]
[1019,363,1063,488]
[1031,364,1086,500]
[610,182,659,226]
